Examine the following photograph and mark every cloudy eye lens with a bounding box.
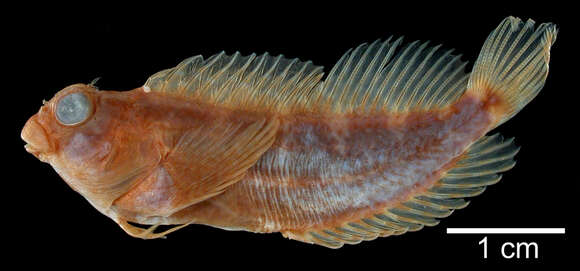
[56,92,91,125]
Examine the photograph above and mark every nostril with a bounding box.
[22,117,52,154]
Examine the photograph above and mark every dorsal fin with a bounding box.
[282,133,519,248]
[318,37,470,114]
[144,52,325,114]
[144,38,469,115]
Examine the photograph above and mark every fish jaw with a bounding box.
[22,115,53,162]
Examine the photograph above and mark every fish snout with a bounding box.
[22,117,53,161]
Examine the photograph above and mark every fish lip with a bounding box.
[22,117,53,160]
[24,143,49,162]
[24,143,36,154]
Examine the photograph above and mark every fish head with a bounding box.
[22,84,98,163]
[22,83,151,213]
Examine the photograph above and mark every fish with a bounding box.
[21,16,557,248]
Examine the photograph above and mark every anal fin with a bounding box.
[282,133,518,248]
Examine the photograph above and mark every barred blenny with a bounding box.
[22,17,557,248]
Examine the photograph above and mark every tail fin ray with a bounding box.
[467,16,557,126]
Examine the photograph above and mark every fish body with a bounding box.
[165,95,492,231]
[22,17,557,247]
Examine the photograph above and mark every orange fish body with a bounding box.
[22,17,557,248]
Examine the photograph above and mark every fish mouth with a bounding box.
[24,142,52,162]
[24,143,45,160]
[22,117,52,162]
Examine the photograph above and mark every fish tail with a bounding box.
[467,16,557,127]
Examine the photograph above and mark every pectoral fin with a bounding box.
[163,116,279,214]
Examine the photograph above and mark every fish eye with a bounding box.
[55,92,91,126]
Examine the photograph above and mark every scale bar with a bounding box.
[447,228,565,234]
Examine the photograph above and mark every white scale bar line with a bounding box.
[447,228,566,234]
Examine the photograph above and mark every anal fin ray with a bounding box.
[282,133,518,248]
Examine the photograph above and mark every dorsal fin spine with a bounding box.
[211,52,241,102]
[249,54,281,107]
[240,53,266,107]
[266,56,292,107]
[279,61,312,110]
[191,52,223,97]
[229,53,257,105]
[179,56,204,95]
[269,59,297,110]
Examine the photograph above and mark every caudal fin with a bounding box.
[467,16,557,127]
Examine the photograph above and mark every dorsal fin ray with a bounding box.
[318,37,470,114]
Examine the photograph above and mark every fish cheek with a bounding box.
[61,132,113,176]
[64,133,112,166]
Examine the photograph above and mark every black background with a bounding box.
[6,3,574,268]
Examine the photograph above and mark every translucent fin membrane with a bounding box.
[320,38,469,114]
[145,52,325,114]
[286,133,518,248]
[144,38,469,115]
[467,16,557,127]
